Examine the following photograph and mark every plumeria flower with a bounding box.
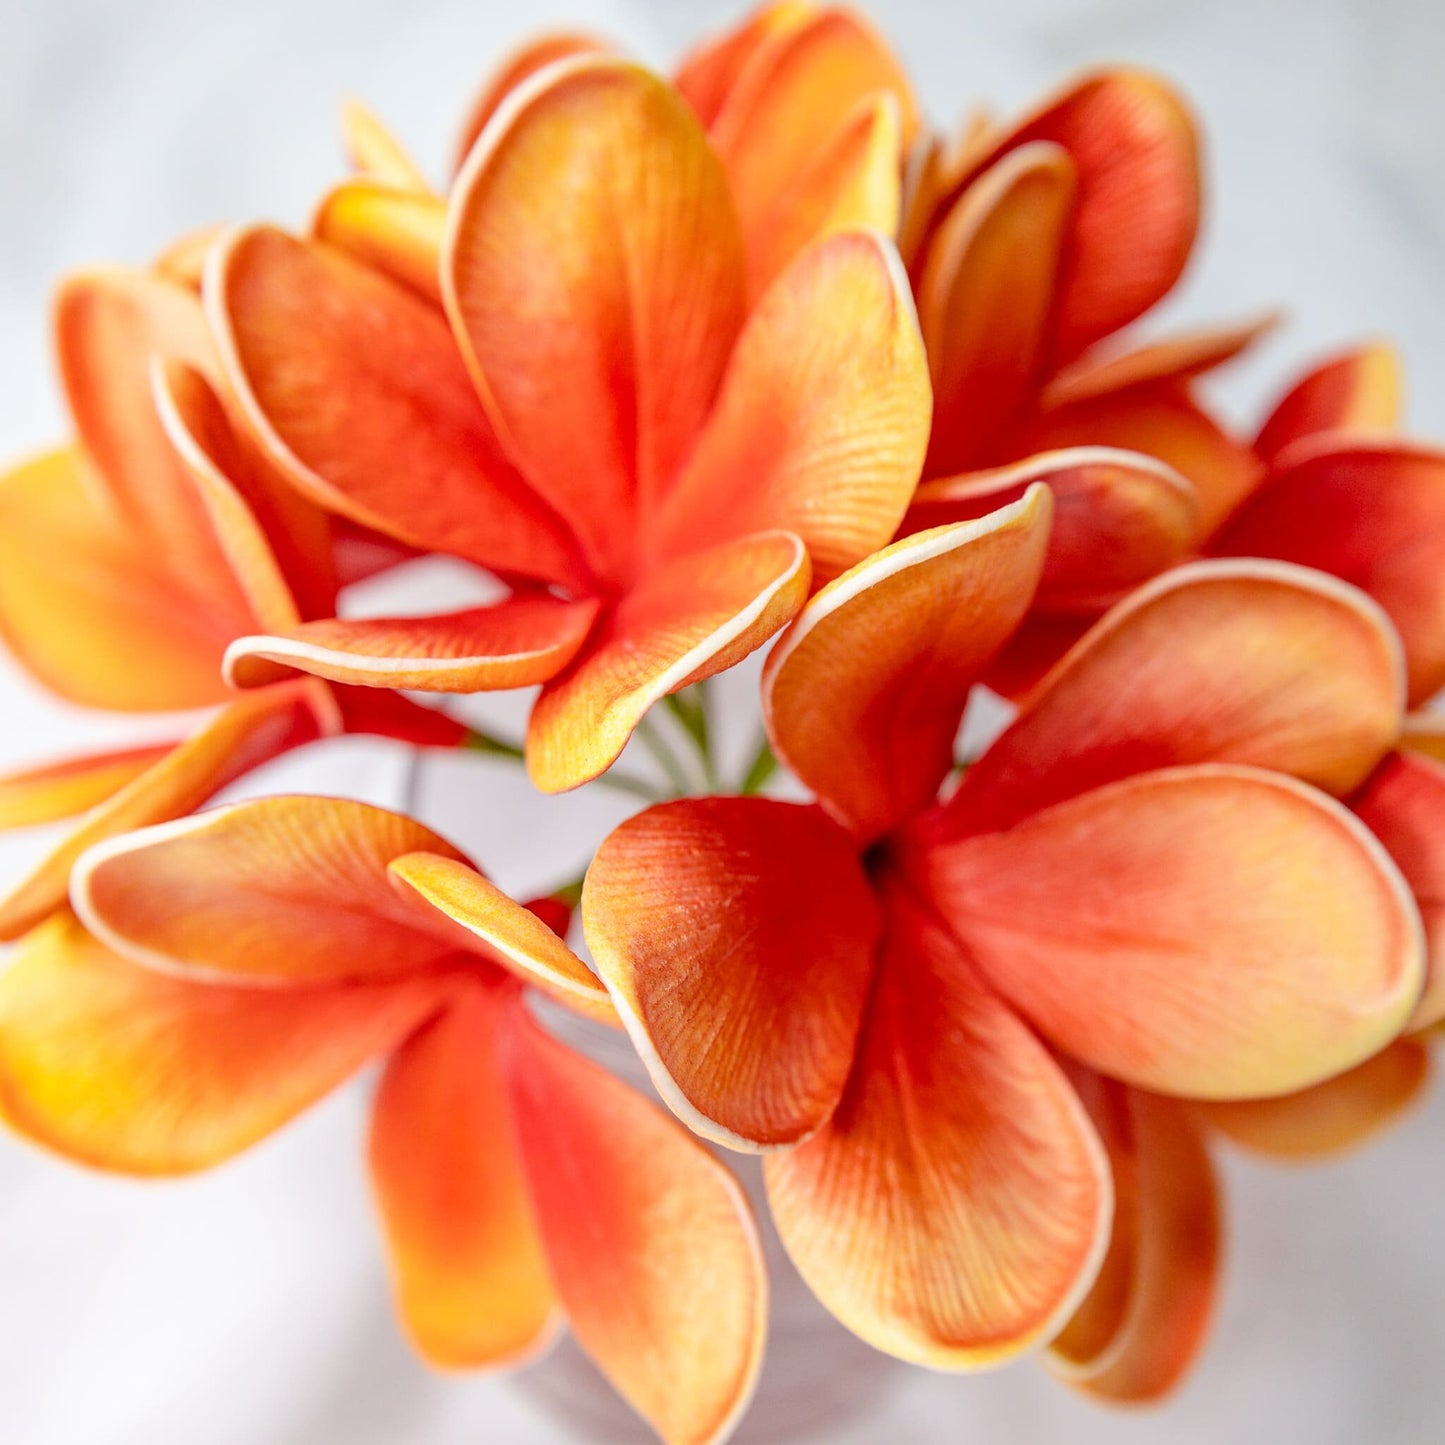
[0,267,460,940]
[213,57,930,793]
[581,487,1425,1380]
[0,795,766,1445]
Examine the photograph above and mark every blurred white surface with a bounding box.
[2,1,1445,1441]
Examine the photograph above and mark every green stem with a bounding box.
[738,734,778,795]
[635,713,694,797]
[664,683,719,790]
[462,727,660,802]
[548,875,585,910]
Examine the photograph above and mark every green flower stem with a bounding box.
[634,713,696,797]
[738,733,778,795]
[664,682,719,791]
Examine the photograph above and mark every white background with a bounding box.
[2,1,1444,1441]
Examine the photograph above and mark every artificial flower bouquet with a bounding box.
[1,4,1442,1442]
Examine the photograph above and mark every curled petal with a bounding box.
[0,745,176,830]
[675,1,817,129]
[921,765,1424,1099]
[311,180,446,303]
[340,98,430,191]
[764,888,1111,1369]
[583,797,880,1150]
[527,532,808,793]
[153,226,227,289]
[764,488,1052,840]
[1255,342,1404,463]
[0,911,445,1174]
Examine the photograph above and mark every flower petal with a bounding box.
[311,179,446,303]
[905,447,1198,613]
[0,685,331,941]
[583,796,880,1150]
[0,745,176,830]
[209,225,586,589]
[225,594,599,693]
[387,851,616,1024]
[1254,342,1404,463]
[764,488,1052,840]
[674,0,816,129]
[503,1006,768,1445]
[1200,1038,1432,1159]
[917,142,1075,475]
[444,58,746,578]
[763,887,1111,1369]
[920,764,1424,1099]
[74,794,472,985]
[527,532,808,793]
[1208,439,1445,704]
[1049,1081,1219,1403]
[654,230,930,585]
[947,559,1405,836]
[0,910,445,1174]
[340,98,431,190]
[369,984,558,1368]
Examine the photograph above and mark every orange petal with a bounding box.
[1042,311,1280,411]
[340,98,431,191]
[583,796,879,1150]
[0,684,331,941]
[330,685,468,748]
[527,532,808,793]
[444,58,746,579]
[1400,710,1445,764]
[764,488,1052,840]
[387,851,616,1024]
[0,745,176,830]
[1352,750,1445,1029]
[1255,342,1404,463]
[654,230,930,585]
[311,179,446,303]
[0,910,445,1174]
[504,1006,767,1445]
[1022,384,1262,536]
[224,594,599,692]
[452,31,613,175]
[1049,1081,1219,1403]
[74,795,479,987]
[946,559,1406,836]
[1208,439,1445,705]
[0,449,241,710]
[1200,1037,1432,1160]
[674,0,815,129]
[153,225,227,289]
[369,983,558,1367]
[209,225,586,589]
[763,885,1111,1368]
[920,765,1424,1099]
[906,447,1197,613]
[917,143,1075,475]
[982,611,1094,701]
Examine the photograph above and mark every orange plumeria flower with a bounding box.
[581,488,1424,1375]
[213,57,931,793]
[0,795,766,1445]
[0,266,462,940]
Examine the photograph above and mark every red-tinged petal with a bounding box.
[763,886,1111,1369]
[1049,1081,1219,1403]
[1352,750,1445,1029]
[1208,439,1445,704]
[504,1007,767,1445]
[0,745,176,830]
[444,59,746,578]
[331,686,467,747]
[74,794,475,985]
[1255,342,1404,463]
[523,896,573,941]
[369,984,558,1368]
[746,92,903,296]
[1200,1038,1432,1160]
[946,559,1405,836]
[330,516,420,586]
[982,611,1094,701]
[387,852,616,1024]
[674,0,815,128]
[225,594,599,693]
[311,179,446,303]
[583,796,879,1150]
[920,765,1424,1099]
[0,685,331,942]
[764,489,1052,840]
[654,231,930,585]
[340,97,431,191]
[0,910,446,1175]
[906,447,1197,613]
[452,31,613,174]
[1042,312,1280,411]
[917,143,1075,475]
[527,532,808,793]
[1022,384,1262,536]
[209,226,586,589]
[0,448,241,711]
